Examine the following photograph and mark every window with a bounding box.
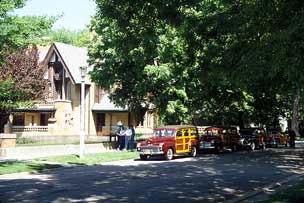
[95,86,105,103]
[13,114,24,126]
[184,129,189,137]
[96,113,105,126]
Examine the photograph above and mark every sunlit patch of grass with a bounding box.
[35,151,139,165]
[0,162,60,175]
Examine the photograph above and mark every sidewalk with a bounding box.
[0,142,115,161]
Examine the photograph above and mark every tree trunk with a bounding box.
[291,86,301,137]
[238,111,244,129]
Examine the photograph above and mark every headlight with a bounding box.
[159,143,164,151]
[210,140,214,144]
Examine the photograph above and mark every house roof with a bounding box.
[53,42,92,84]
[91,94,128,112]
[42,42,92,84]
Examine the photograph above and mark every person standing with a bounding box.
[128,125,136,151]
[288,128,296,148]
[116,126,126,150]
[125,127,132,150]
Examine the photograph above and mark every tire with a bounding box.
[231,144,238,152]
[165,148,174,160]
[250,142,255,151]
[190,146,197,157]
[140,154,148,160]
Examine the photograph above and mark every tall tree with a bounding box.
[0,47,47,132]
[43,28,90,47]
[0,0,55,131]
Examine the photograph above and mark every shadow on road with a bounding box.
[0,148,303,203]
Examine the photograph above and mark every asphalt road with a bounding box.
[1,147,304,203]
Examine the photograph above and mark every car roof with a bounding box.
[205,127,223,131]
[155,125,196,130]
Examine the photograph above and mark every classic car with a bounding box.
[265,129,288,148]
[136,125,199,160]
[239,128,266,150]
[199,126,240,153]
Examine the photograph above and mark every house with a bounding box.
[11,42,156,139]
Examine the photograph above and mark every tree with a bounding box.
[0,0,55,61]
[0,0,55,131]
[89,0,303,129]
[214,0,304,134]
[0,47,47,132]
[43,28,90,47]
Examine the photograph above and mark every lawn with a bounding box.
[0,162,60,175]
[0,151,139,175]
[259,181,304,203]
[35,151,139,165]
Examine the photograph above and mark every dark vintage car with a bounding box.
[136,125,199,160]
[199,126,240,153]
[239,128,266,150]
[265,130,288,148]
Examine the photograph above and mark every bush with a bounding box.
[16,137,35,145]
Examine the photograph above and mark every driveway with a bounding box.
[1,148,304,203]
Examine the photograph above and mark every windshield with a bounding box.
[154,129,176,137]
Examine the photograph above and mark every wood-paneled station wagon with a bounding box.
[199,126,240,153]
[136,125,199,160]
[265,129,288,148]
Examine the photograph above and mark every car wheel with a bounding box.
[165,148,174,160]
[139,154,148,160]
[231,144,238,152]
[190,146,197,157]
[250,142,255,151]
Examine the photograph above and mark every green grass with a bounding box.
[0,151,139,175]
[0,162,61,175]
[35,151,139,165]
[259,181,304,203]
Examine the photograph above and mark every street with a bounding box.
[1,148,304,203]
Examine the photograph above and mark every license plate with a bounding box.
[143,149,151,154]
[200,142,211,148]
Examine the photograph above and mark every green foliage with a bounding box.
[0,161,60,175]
[90,0,304,127]
[0,0,55,62]
[43,28,90,47]
[16,137,35,145]
[0,77,26,110]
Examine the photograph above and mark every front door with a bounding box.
[96,113,105,136]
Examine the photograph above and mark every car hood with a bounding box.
[140,136,174,146]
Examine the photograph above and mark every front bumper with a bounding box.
[199,141,215,149]
[137,146,164,156]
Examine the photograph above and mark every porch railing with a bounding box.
[12,126,48,132]
[33,100,55,108]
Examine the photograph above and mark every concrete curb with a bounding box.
[227,173,304,203]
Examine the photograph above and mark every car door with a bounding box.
[175,127,190,153]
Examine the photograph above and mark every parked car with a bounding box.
[199,126,240,153]
[239,128,266,150]
[265,129,288,148]
[136,125,199,160]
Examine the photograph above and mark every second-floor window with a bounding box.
[95,86,105,103]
